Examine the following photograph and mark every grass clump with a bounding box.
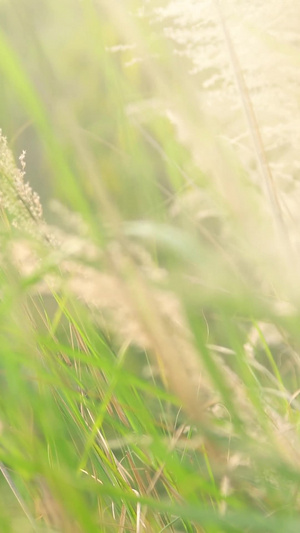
[1,1,300,531]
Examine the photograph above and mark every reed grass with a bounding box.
[0,1,300,531]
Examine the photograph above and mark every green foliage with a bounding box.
[0,1,300,532]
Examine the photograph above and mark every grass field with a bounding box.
[1,1,300,531]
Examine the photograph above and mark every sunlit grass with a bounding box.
[0,1,300,532]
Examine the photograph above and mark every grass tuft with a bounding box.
[1,1,300,531]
